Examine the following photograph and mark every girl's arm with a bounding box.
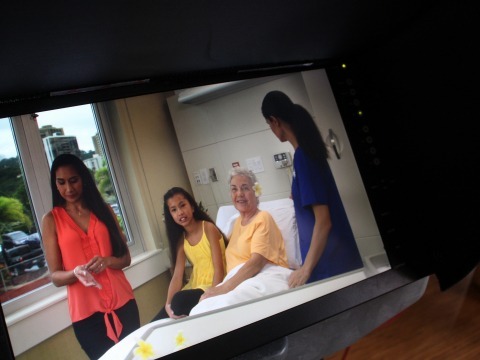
[200,252,267,300]
[165,242,187,318]
[204,221,226,286]
[288,204,331,287]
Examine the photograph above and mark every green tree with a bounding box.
[0,196,32,234]
[79,150,96,161]
[0,157,23,198]
[95,167,115,203]
[1,157,36,232]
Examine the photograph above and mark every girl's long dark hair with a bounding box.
[163,187,226,267]
[261,90,329,161]
[50,153,128,257]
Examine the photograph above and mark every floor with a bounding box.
[325,266,480,360]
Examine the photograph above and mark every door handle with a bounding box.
[327,129,341,159]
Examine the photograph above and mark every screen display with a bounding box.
[3,64,399,359]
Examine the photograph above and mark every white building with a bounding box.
[83,154,104,172]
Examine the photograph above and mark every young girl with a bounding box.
[152,187,226,320]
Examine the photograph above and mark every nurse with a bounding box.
[261,90,363,287]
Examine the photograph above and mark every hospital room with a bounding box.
[2,68,390,359]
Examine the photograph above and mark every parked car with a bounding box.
[1,231,46,276]
[2,230,41,248]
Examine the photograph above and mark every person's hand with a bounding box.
[85,255,108,274]
[165,303,186,320]
[288,267,310,288]
[73,265,102,289]
[199,285,227,301]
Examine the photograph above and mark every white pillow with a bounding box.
[216,205,239,236]
[216,198,302,270]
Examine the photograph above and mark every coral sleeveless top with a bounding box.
[183,221,226,291]
[52,207,134,343]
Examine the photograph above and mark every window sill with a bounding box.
[4,249,169,356]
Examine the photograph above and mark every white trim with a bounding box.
[4,249,169,356]
[10,115,52,230]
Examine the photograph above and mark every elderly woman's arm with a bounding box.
[200,253,267,300]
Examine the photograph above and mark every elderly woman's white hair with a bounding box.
[228,167,258,186]
[228,167,263,204]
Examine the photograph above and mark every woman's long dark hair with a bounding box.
[163,187,226,267]
[50,153,128,257]
[261,90,329,161]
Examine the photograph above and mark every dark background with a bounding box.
[0,1,442,116]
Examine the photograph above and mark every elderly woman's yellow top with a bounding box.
[226,211,288,272]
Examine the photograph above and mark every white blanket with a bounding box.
[190,262,293,316]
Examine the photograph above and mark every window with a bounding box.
[0,119,47,302]
[35,106,128,237]
[1,104,144,310]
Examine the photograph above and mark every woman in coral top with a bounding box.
[41,154,139,359]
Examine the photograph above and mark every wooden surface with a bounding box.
[325,267,480,360]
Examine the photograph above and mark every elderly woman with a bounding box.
[189,167,292,315]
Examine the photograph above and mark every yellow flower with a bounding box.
[175,330,187,349]
[253,182,262,197]
[133,339,155,360]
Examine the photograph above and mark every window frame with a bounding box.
[92,103,145,257]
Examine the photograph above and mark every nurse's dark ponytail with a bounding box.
[261,90,329,161]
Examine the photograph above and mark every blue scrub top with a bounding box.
[292,147,363,283]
